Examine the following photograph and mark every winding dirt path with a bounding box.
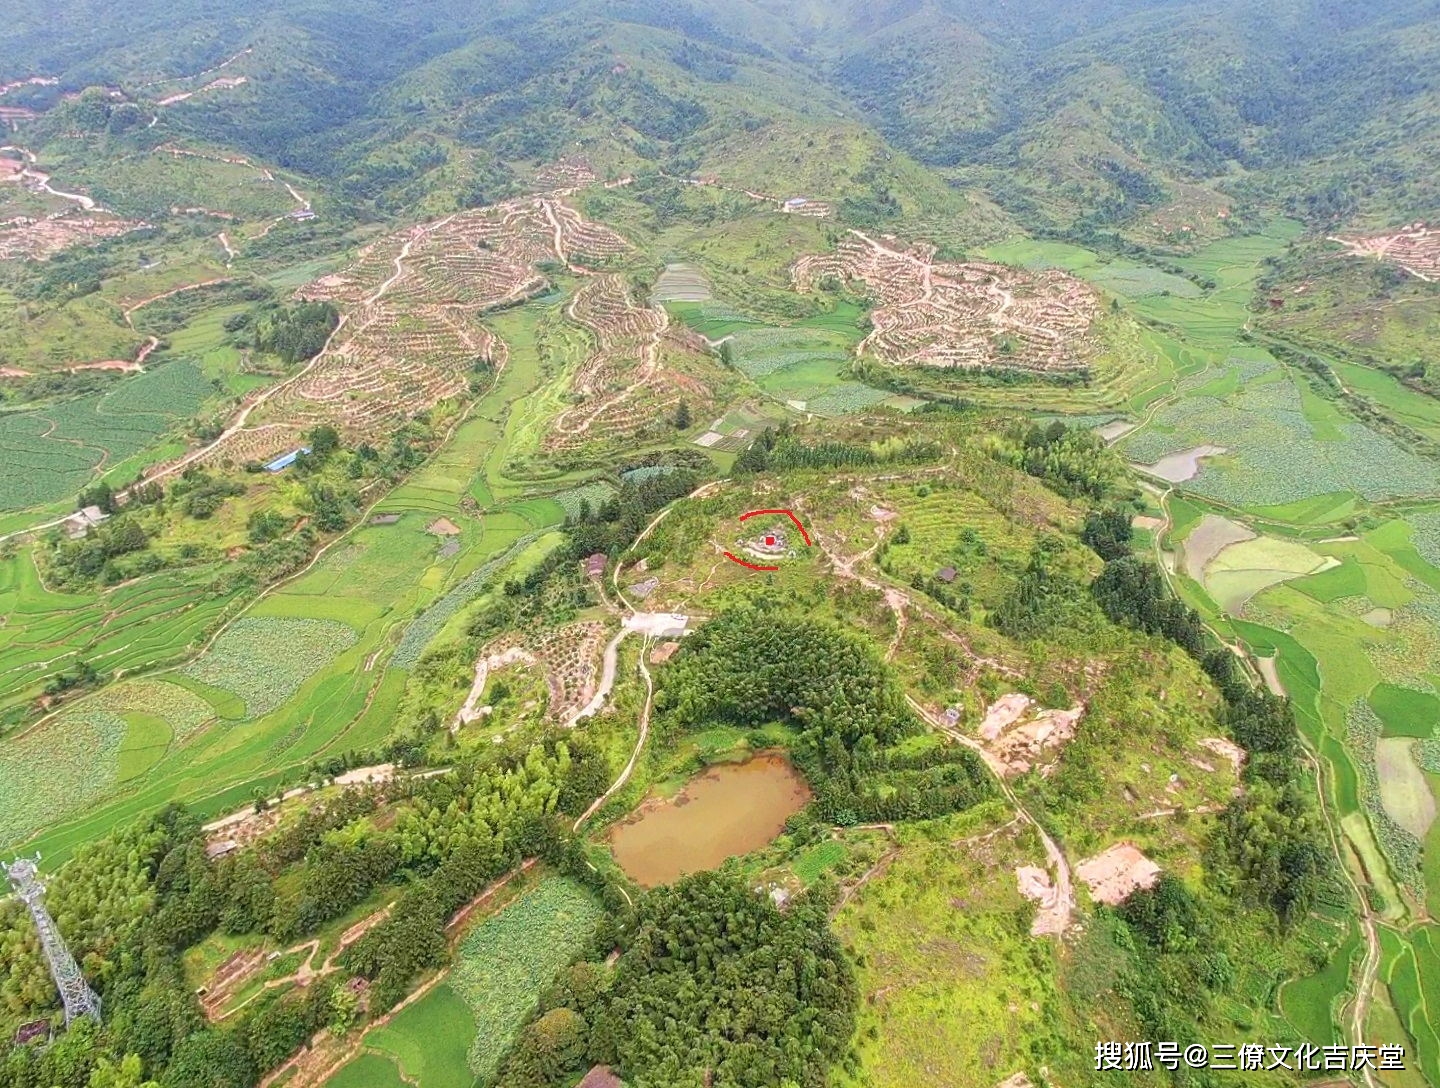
[906,695,1075,934]
[572,640,653,831]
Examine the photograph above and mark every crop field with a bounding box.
[0,554,239,720]
[0,702,131,846]
[324,1053,408,1088]
[0,361,214,510]
[665,300,768,340]
[697,303,903,417]
[0,302,586,852]
[1278,921,1359,1045]
[446,876,603,1083]
[1203,535,1338,614]
[1120,354,1439,508]
[391,532,555,670]
[1370,683,1440,738]
[651,261,712,302]
[1379,926,1440,1086]
[180,617,359,718]
[358,983,477,1088]
[983,238,1202,299]
[794,232,1098,374]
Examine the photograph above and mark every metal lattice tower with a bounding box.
[6,855,101,1024]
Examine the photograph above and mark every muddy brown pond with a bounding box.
[608,752,811,887]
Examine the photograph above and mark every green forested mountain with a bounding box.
[5,0,1438,231]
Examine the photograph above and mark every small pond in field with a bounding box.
[608,752,811,887]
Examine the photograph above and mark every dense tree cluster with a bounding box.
[984,421,1120,500]
[991,538,1099,641]
[498,872,856,1088]
[656,605,990,823]
[252,302,339,365]
[565,468,702,559]
[733,427,941,475]
[1091,556,1206,655]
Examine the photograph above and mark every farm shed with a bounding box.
[583,552,607,578]
[65,504,110,539]
[936,566,957,583]
[264,447,311,473]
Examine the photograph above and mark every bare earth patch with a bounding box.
[1181,514,1255,584]
[1199,736,1247,774]
[1075,843,1162,905]
[977,694,1084,777]
[1014,865,1067,936]
[1256,654,1287,697]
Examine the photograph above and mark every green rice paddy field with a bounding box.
[7,305,585,862]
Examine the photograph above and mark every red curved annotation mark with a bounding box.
[722,550,778,572]
[737,508,812,546]
[723,508,813,572]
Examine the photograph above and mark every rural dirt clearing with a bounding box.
[1075,843,1162,905]
[976,694,1084,777]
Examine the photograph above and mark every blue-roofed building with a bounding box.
[264,447,311,473]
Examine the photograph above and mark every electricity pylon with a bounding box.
[6,855,101,1024]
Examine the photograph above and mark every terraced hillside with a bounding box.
[795,230,1099,373]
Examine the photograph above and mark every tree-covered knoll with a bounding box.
[1079,515,1331,926]
[655,604,992,824]
[498,871,856,1088]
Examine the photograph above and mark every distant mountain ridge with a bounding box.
[3,0,1437,235]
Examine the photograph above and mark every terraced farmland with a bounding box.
[0,553,239,718]
[0,362,213,511]
[1330,222,1440,282]
[794,230,1098,373]
[201,193,635,467]
[545,273,714,455]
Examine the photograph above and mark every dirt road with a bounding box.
[906,694,1075,934]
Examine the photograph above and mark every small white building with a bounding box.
[65,505,110,539]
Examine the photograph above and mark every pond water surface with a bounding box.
[608,752,811,887]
